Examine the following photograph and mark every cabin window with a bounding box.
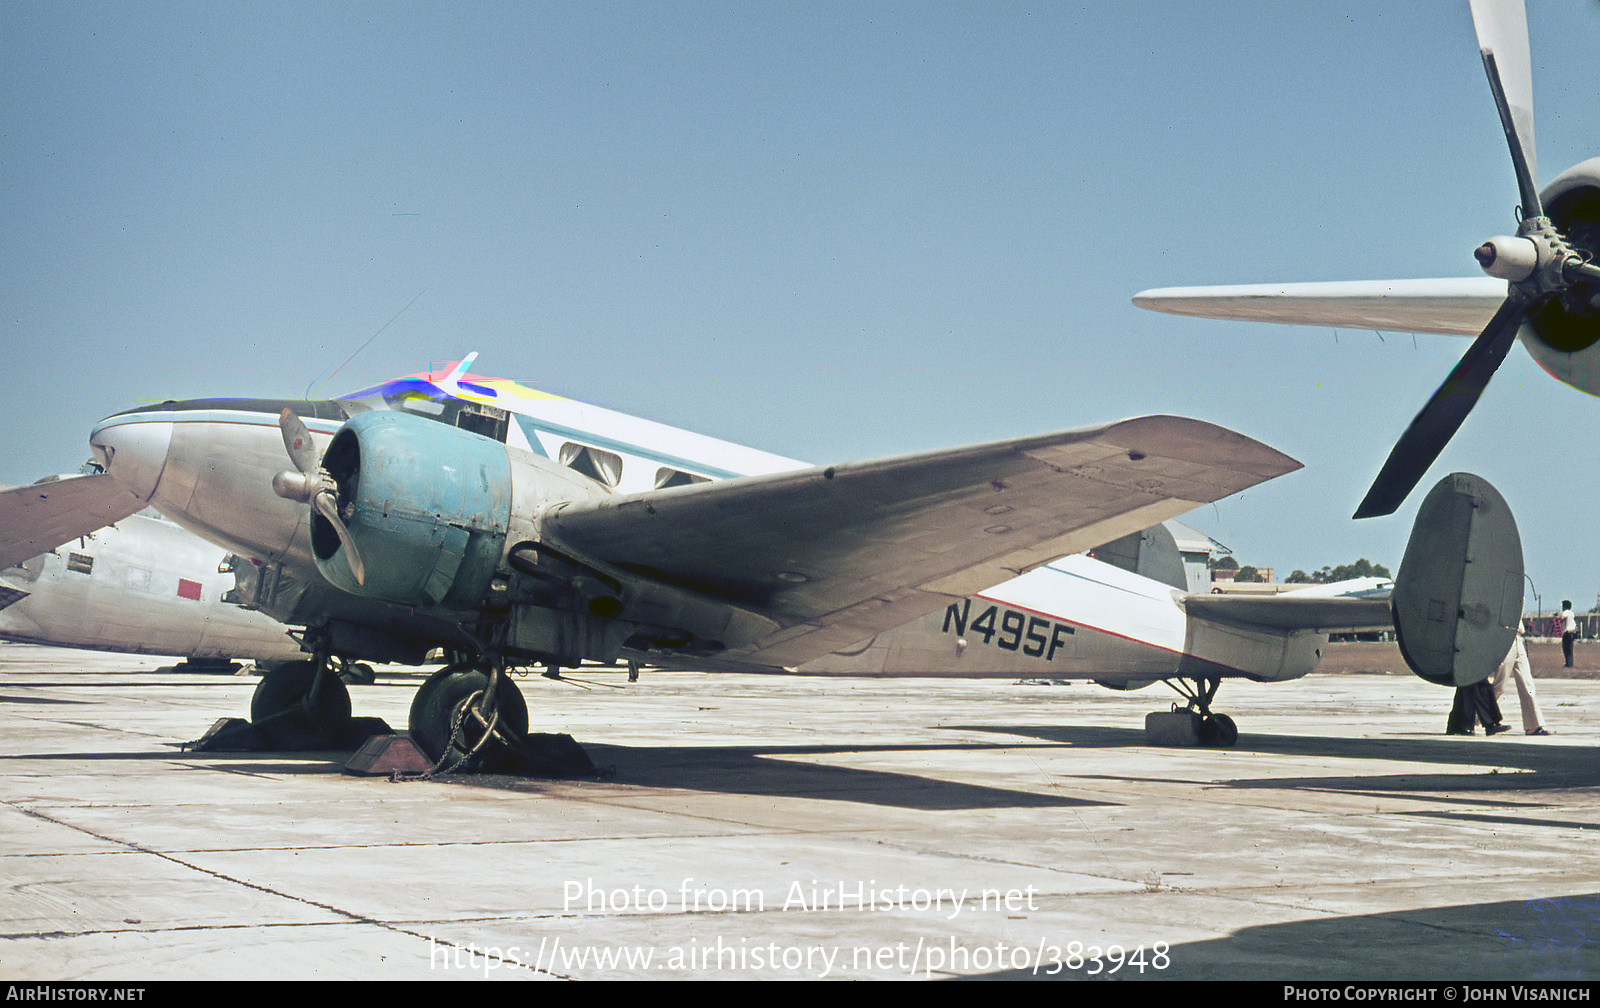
[559,442,623,486]
[67,553,94,575]
[654,467,710,489]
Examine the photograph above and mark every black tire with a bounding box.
[249,659,353,749]
[1200,713,1239,748]
[408,664,530,773]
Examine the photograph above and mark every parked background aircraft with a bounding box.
[1,479,301,667]
[8,5,1593,650]
[1133,0,1597,519]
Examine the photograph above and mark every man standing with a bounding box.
[1559,600,1578,669]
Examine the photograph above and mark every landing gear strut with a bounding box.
[1145,677,1238,747]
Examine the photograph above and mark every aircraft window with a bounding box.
[456,403,510,443]
[400,396,445,416]
[67,553,94,575]
[654,467,710,489]
[559,442,623,486]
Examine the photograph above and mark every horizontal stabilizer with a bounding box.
[548,415,1300,669]
[1132,279,1507,336]
[1184,582,1392,634]
[0,474,147,570]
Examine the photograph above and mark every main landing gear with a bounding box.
[188,629,595,776]
[1144,677,1238,748]
[405,659,595,777]
[191,646,384,752]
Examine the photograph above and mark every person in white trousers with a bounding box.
[1492,632,1553,736]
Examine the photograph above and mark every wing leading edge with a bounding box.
[546,415,1301,669]
[1132,278,1507,337]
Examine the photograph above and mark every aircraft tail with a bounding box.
[1392,473,1523,687]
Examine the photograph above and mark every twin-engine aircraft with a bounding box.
[1134,0,1599,520]
[44,357,1520,766]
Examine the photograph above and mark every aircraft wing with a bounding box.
[0,475,146,570]
[546,416,1300,668]
[1183,590,1392,634]
[1132,278,1506,336]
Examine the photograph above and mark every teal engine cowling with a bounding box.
[313,410,512,609]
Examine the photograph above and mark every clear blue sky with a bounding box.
[4,1,1596,613]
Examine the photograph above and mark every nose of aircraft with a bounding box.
[89,415,173,503]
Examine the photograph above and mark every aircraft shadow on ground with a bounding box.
[0,738,1112,811]
[493,740,1117,811]
[956,724,1600,795]
[968,892,1600,981]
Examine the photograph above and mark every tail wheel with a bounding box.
[408,663,530,773]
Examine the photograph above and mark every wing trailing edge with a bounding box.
[0,474,147,570]
[548,415,1300,669]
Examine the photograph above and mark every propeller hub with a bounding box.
[1475,235,1538,281]
[272,469,318,503]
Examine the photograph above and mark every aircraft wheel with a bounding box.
[408,664,530,773]
[1199,713,1238,748]
[249,659,353,749]
[337,660,377,686]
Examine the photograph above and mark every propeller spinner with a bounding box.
[1354,0,1600,519]
[271,408,367,583]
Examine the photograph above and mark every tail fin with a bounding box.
[1392,473,1523,687]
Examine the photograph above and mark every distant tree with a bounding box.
[1234,565,1266,583]
[1279,559,1391,584]
[1208,556,1239,571]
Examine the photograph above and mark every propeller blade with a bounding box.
[313,490,366,584]
[1469,0,1540,214]
[1354,295,1528,519]
[279,408,319,475]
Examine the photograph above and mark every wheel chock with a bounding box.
[344,733,435,776]
[185,717,268,751]
[1144,710,1202,747]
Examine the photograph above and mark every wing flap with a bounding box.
[0,475,147,570]
[547,416,1300,668]
[1132,278,1506,336]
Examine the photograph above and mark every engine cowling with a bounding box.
[1521,157,1600,391]
[314,410,512,608]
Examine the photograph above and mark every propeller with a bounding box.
[1354,0,1600,519]
[271,408,366,584]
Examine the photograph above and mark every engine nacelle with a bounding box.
[314,410,512,608]
[1521,157,1600,392]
